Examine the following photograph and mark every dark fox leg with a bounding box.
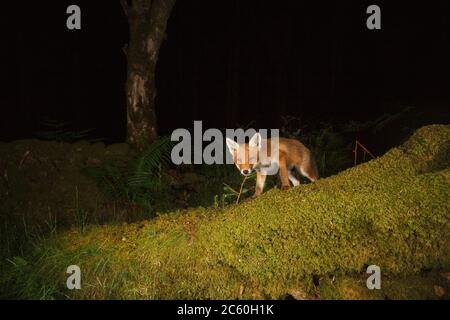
[279,156,291,190]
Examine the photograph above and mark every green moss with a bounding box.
[318,271,450,300]
[1,125,449,299]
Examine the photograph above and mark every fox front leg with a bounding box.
[254,172,267,197]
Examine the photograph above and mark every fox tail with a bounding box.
[300,153,319,182]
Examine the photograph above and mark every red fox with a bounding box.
[226,132,319,197]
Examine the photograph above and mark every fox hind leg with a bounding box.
[288,170,300,187]
[279,157,291,190]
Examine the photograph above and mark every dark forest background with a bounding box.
[1,0,449,144]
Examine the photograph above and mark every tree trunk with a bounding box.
[122,0,175,151]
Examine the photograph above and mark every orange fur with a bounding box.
[227,135,319,197]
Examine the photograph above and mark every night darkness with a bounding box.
[2,0,449,143]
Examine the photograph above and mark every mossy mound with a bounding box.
[2,125,449,299]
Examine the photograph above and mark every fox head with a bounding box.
[226,132,261,176]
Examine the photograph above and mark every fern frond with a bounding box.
[128,136,174,187]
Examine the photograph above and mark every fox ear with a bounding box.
[249,132,261,149]
[225,137,238,154]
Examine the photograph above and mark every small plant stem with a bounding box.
[236,175,249,204]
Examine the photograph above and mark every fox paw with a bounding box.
[281,185,290,191]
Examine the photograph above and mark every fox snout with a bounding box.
[225,135,260,177]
